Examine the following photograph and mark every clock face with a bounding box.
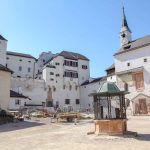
[122,38,128,45]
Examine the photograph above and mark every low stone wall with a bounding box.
[0,116,14,125]
[95,119,127,135]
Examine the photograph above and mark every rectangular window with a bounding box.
[50,78,54,81]
[82,65,88,69]
[64,60,78,67]
[64,71,78,78]
[55,62,60,65]
[133,72,144,91]
[28,61,31,63]
[50,72,54,75]
[76,99,80,104]
[15,99,21,105]
[28,67,31,72]
[56,74,60,77]
[19,66,22,71]
[19,59,22,62]
[65,99,70,105]
[6,57,9,60]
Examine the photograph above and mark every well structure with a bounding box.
[91,82,128,135]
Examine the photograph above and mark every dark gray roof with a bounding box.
[81,76,107,86]
[105,64,115,71]
[0,35,7,41]
[114,34,150,56]
[10,90,29,99]
[59,51,89,61]
[44,51,89,65]
[44,53,59,65]
[0,64,13,73]
[7,51,36,59]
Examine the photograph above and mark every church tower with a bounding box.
[0,35,7,66]
[120,7,132,47]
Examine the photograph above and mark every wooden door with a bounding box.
[139,99,147,114]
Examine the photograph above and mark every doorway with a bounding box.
[138,99,147,114]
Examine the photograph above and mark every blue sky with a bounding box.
[0,0,150,78]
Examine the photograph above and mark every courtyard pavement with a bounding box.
[0,116,150,150]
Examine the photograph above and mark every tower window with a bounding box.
[28,67,31,72]
[19,66,22,71]
[19,59,22,61]
[144,58,147,62]
[127,62,130,66]
[121,33,126,38]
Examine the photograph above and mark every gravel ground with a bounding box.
[0,116,150,150]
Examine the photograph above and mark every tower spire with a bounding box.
[120,6,132,46]
[122,7,131,33]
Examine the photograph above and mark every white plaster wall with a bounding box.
[0,40,7,66]
[80,79,106,111]
[115,45,150,73]
[0,71,11,110]
[107,75,117,82]
[78,59,90,85]
[11,78,47,106]
[6,54,37,78]
[115,45,150,98]
[9,97,29,110]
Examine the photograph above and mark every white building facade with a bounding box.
[114,7,150,115]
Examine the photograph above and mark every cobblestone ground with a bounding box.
[0,116,150,150]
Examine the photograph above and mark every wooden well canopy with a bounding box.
[90,82,128,120]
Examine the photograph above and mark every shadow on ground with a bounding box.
[0,120,45,132]
[135,134,150,141]
[118,133,150,142]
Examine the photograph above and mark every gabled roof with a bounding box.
[44,50,89,65]
[0,35,7,41]
[10,90,29,99]
[7,51,36,59]
[105,64,115,71]
[0,64,13,73]
[114,34,150,56]
[81,76,107,86]
[59,51,89,61]
[131,93,150,102]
